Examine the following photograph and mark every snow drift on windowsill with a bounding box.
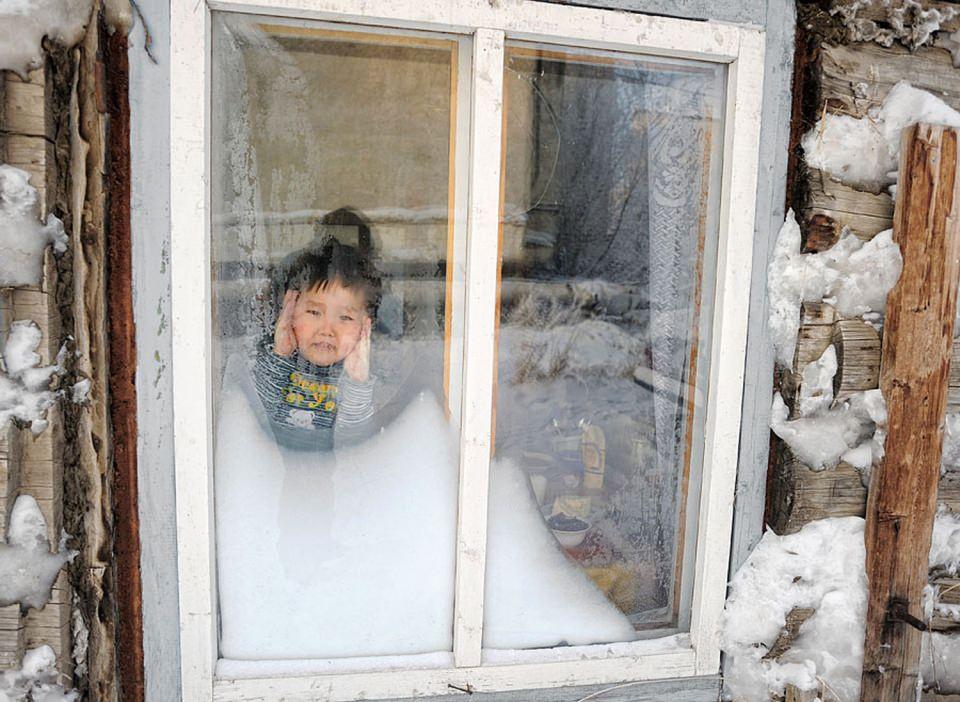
[214,358,636,661]
[802,81,960,193]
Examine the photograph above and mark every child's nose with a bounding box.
[317,317,335,336]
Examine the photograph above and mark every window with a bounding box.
[170,1,764,699]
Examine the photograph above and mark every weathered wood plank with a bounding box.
[861,124,960,702]
[939,472,960,514]
[785,683,822,702]
[833,319,881,399]
[785,302,838,417]
[803,169,894,239]
[948,338,960,409]
[768,458,867,535]
[821,43,960,119]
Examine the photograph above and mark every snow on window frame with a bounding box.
[168,0,766,699]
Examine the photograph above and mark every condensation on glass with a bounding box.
[490,44,726,642]
[209,14,466,660]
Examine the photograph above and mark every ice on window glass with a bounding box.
[489,46,726,642]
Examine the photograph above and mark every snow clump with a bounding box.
[723,513,960,699]
[0,645,76,701]
[0,494,74,610]
[931,508,960,575]
[796,345,837,418]
[771,388,886,473]
[0,165,67,288]
[767,210,902,368]
[721,517,867,702]
[0,320,63,434]
[0,0,93,75]
[802,82,960,192]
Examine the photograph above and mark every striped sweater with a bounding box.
[253,337,375,450]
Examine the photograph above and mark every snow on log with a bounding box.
[0,0,94,75]
[0,165,67,288]
[0,320,62,434]
[0,495,74,610]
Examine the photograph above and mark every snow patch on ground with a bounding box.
[802,82,960,192]
[767,211,901,368]
[0,645,76,701]
[0,166,67,288]
[0,494,74,610]
[721,517,867,702]
[0,321,63,434]
[0,0,93,75]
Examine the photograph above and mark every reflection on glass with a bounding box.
[210,15,462,659]
[490,46,725,643]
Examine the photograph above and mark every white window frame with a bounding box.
[169,1,765,700]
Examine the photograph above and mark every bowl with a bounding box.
[547,513,590,548]
[551,526,589,548]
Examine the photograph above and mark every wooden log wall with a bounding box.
[0,68,72,676]
[0,5,122,699]
[770,3,960,700]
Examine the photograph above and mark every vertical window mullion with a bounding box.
[171,0,217,697]
[453,26,506,669]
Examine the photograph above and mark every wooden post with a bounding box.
[860,123,960,701]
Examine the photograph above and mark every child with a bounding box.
[254,238,382,450]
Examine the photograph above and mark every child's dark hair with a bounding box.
[276,238,382,318]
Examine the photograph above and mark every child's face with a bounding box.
[290,280,368,367]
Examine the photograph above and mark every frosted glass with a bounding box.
[490,45,726,641]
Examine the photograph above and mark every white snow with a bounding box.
[767,211,901,368]
[0,166,67,288]
[943,413,960,472]
[931,508,960,575]
[771,389,885,472]
[69,378,89,404]
[0,645,76,701]
[0,0,93,75]
[802,82,960,192]
[0,320,62,434]
[215,360,634,660]
[0,494,74,610]
[721,517,867,702]
[924,632,960,693]
[797,346,837,417]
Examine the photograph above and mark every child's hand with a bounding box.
[274,290,299,357]
[344,317,372,382]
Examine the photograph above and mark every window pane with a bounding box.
[210,14,464,660]
[486,45,725,648]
